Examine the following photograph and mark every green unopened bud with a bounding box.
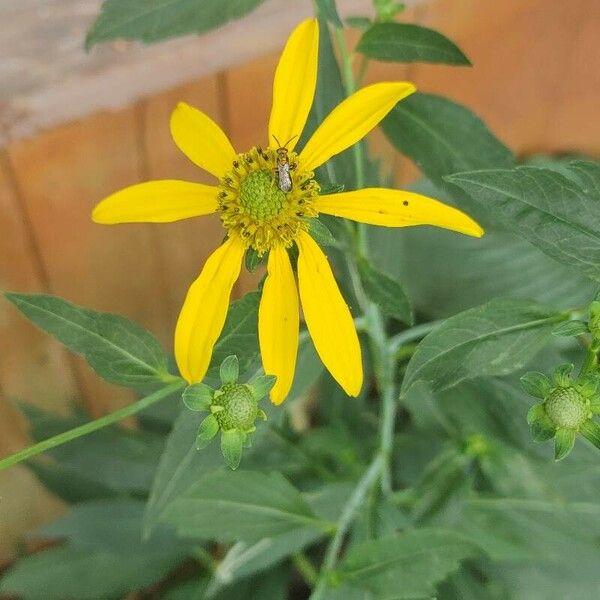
[212,383,259,431]
[544,387,589,430]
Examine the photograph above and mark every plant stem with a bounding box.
[388,320,443,356]
[0,381,185,472]
[309,454,384,600]
[293,552,319,588]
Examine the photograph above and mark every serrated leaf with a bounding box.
[86,0,266,48]
[369,179,597,320]
[381,93,513,217]
[358,258,413,324]
[162,470,324,543]
[333,529,478,598]
[4,293,171,387]
[358,22,470,65]
[401,298,563,397]
[447,162,600,282]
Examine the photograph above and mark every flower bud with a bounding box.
[544,387,588,430]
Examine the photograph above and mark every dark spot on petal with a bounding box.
[403,200,409,206]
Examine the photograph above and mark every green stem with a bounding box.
[388,320,443,356]
[293,552,319,588]
[580,342,599,377]
[309,454,384,600]
[0,381,185,472]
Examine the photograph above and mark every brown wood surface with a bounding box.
[1,0,599,558]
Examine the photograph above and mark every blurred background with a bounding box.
[0,0,598,561]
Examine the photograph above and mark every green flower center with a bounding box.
[239,171,287,222]
[544,387,588,429]
[214,383,258,431]
[218,147,319,255]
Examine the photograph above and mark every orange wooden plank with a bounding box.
[6,108,171,415]
[411,0,600,156]
[0,153,78,416]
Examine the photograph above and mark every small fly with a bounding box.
[272,135,297,193]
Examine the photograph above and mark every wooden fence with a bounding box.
[0,0,599,559]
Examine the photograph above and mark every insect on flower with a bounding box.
[272,135,298,193]
[91,19,483,405]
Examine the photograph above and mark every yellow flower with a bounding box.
[92,19,483,404]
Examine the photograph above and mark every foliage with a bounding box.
[2,1,600,599]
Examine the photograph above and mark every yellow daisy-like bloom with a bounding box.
[92,19,483,404]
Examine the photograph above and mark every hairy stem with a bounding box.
[309,455,384,600]
[0,381,185,472]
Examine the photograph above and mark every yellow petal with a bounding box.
[175,236,245,383]
[92,180,218,224]
[259,246,299,404]
[268,18,319,153]
[316,188,484,237]
[296,231,362,396]
[170,102,236,179]
[299,82,416,172]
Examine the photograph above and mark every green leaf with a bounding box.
[448,163,600,281]
[197,415,219,449]
[20,403,163,496]
[316,0,342,26]
[220,354,239,384]
[319,183,345,194]
[182,383,213,411]
[369,179,597,320]
[358,22,470,65]
[37,500,185,555]
[459,496,600,562]
[207,484,349,593]
[554,427,576,460]
[308,217,338,247]
[162,470,323,543]
[358,257,413,324]
[4,293,171,387]
[381,93,513,216]
[401,298,563,397]
[206,292,260,382]
[244,247,266,273]
[520,372,552,399]
[221,430,244,469]
[86,0,266,48]
[247,374,277,400]
[333,529,478,598]
[580,419,600,450]
[0,545,180,600]
[527,404,556,442]
[552,320,589,337]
